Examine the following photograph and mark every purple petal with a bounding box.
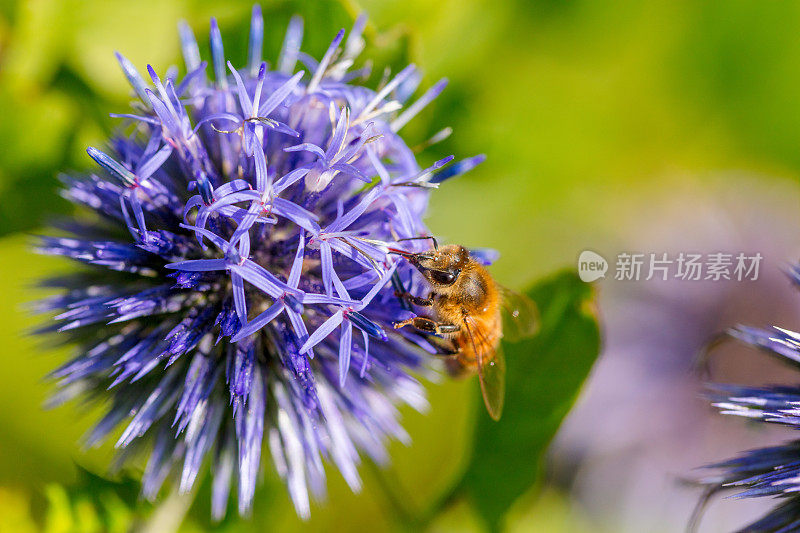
[178,20,202,71]
[338,320,353,387]
[253,142,269,190]
[278,16,304,74]
[343,269,378,291]
[274,167,311,194]
[469,247,500,266]
[237,366,265,515]
[86,147,137,187]
[326,107,350,160]
[177,223,230,250]
[142,426,179,500]
[117,366,181,448]
[431,154,486,183]
[209,17,227,88]
[228,201,262,254]
[247,4,263,77]
[194,112,243,134]
[110,113,160,125]
[229,340,255,402]
[360,64,416,118]
[299,310,343,354]
[266,120,300,138]
[283,142,326,159]
[301,293,357,306]
[400,155,455,184]
[232,273,247,325]
[119,195,140,241]
[126,191,148,241]
[358,264,397,308]
[180,400,223,493]
[348,311,387,341]
[320,241,334,297]
[166,258,228,272]
[392,77,448,132]
[285,308,311,357]
[231,260,287,299]
[271,198,320,233]
[288,232,306,288]
[252,63,267,113]
[114,51,149,103]
[147,66,179,118]
[136,144,173,181]
[213,179,252,198]
[344,13,367,60]
[212,429,235,521]
[331,162,369,182]
[325,185,383,234]
[145,89,180,135]
[227,61,253,117]
[233,300,285,342]
[258,71,304,117]
[307,28,345,92]
[175,61,208,97]
[359,331,370,378]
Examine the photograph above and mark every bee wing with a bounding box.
[464,314,505,421]
[499,285,539,342]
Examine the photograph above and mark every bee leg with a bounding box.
[391,271,433,310]
[430,339,459,357]
[391,271,413,311]
[394,317,460,336]
[395,291,434,307]
[436,322,461,335]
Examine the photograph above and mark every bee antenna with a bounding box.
[387,247,413,257]
[396,235,438,250]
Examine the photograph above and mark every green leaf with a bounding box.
[43,467,143,533]
[458,270,600,530]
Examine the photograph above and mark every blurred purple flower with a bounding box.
[699,269,800,532]
[34,6,483,520]
[549,177,800,532]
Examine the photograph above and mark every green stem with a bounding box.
[367,460,463,531]
[416,483,462,527]
[134,489,195,533]
[366,461,419,530]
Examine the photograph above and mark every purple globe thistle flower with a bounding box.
[697,266,800,531]
[35,6,483,520]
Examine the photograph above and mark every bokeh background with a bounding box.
[4,0,800,531]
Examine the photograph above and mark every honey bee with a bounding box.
[390,241,538,420]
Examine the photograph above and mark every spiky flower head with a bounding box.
[36,6,483,520]
[697,266,800,531]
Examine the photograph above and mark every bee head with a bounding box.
[392,244,470,289]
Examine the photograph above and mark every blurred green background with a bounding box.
[4,0,800,531]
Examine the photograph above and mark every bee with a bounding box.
[389,240,538,420]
